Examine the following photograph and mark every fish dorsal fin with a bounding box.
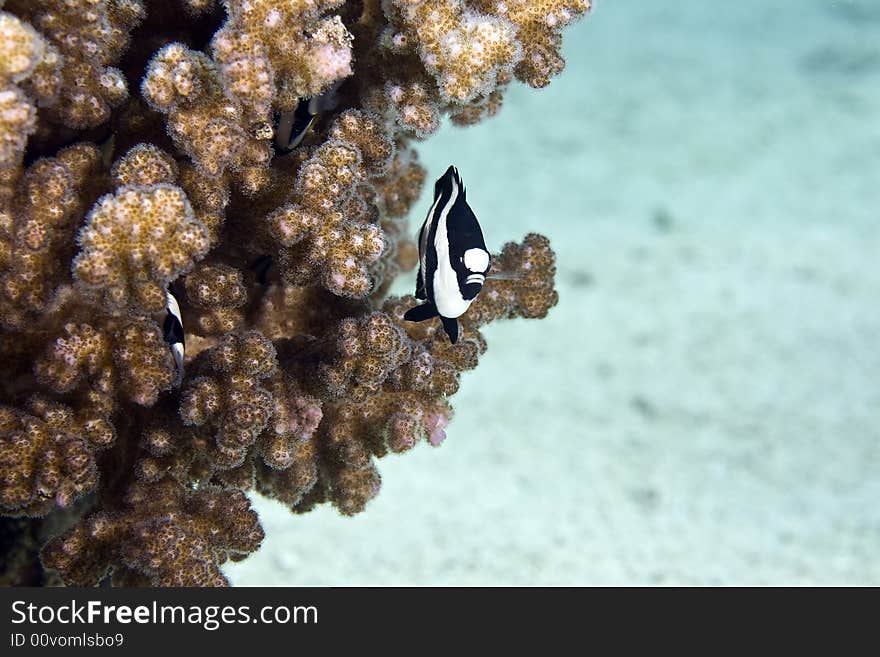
[435,165,465,200]
[433,171,447,200]
[452,166,465,197]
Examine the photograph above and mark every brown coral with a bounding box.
[0,0,581,587]
[257,376,322,470]
[496,0,592,88]
[35,317,174,407]
[0,397,113,517]
[110,143,178,188]
[72,183,210,314]
[180,331,277,469]
[41,480,263,586]
[267,111,391,298]
[184,262,248,335]
[212,0,353,113]
[0,12,44,171]
[141,42,272,194]
[363,0,591,137]
[5,0,144,128]
[0,143,102,330]
[467,232,559,325]
[386,0,522,104]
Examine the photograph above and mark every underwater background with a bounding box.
[225,0,880,585]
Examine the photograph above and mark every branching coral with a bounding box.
[0,0,585,587]
[386,0,523,104]
[0,12,45,172]
[72,182,210,314]
[266,110,391,298]
[0,397,113,517]
[141,43,271,193]
[180,330,277,469]
[362,0,591,139]
[4,0,144,129]
[494,0,592,88]
[41,480,262,586]
[0,143,102,330]
[184,262,248,335]
[212,0,353,112]
[36,317,175,406]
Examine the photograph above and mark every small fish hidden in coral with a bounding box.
[405,165,491,344]
[163,286,185,386]
[248,254,273,285]
[274,82,344,155]
[274,98,318,155]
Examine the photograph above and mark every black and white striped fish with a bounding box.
[404,166,491,344]
[274,98,318,155]
[163,287,185,386]
[273,81,344,155]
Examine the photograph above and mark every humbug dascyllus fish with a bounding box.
[248,254,273,285]
[163,286,185,386]
[404,166,491,344]
[274,98,319,155]
[273,81,344,155]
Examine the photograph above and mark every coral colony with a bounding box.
[0,0,587,586]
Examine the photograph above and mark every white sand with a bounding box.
[225,0,880,585]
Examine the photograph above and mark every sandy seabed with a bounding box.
[225,0,880,585]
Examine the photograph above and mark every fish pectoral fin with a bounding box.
[404,302,439,322]
[441,317,459,344]
[485,271,522,282]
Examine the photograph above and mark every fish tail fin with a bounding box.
[404,302,439,322]
[441,317,459,344]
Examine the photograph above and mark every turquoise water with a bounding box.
[226,0,880,585]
